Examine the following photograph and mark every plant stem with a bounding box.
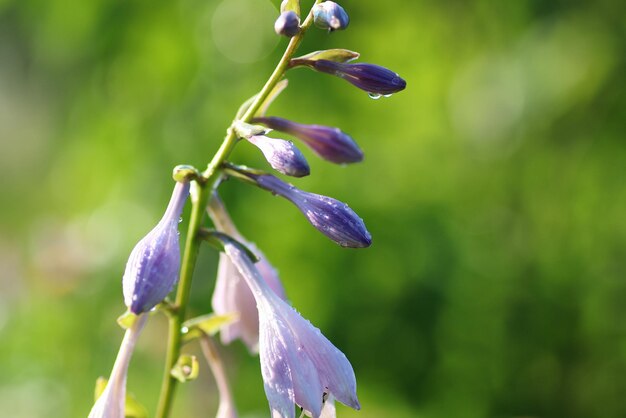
[154,4,321,417]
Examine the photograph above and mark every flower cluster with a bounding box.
[89,1,405,418]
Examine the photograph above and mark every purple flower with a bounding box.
[252,116,363,164]
[313,1,349,32]
[275,11,300,37]
[223,241,360,418]
[246,135,310,178]
[88,314,148,418]
[253,174,371,248]
[208,195,287,353]
[122,181,190,314]
[308,59,406,96]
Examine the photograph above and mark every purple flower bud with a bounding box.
[309,59,406,96]
[313,1,349,32]
[253,116,363,164]
[254,174,371,248]
[274,11,300,37]
[246,135,310,177]
[122,181,190,314]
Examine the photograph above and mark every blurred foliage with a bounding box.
[0,0,624,417]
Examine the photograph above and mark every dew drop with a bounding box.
[178,217,183,223]
[368,93,381,100]
[383,94,393,98]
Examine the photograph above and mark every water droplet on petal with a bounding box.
[383,94,393,98]
[368,93,381,100]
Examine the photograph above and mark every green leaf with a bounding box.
[233,120,271,138]
[181,312,239,343]
[93,377,149,418]
[292,49,360,64]
[117,311,137,330]
[170,354,200,383]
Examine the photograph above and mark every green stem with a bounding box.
[154,4,321,417]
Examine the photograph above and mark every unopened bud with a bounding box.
[274,11,300,37]
[253,116,363,164]
[246,135,310,177]
[313,1,349,32]
[252,174,371,248]
[123,181,190,314]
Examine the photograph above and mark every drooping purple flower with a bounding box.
[306,59,406,96]
[122,181,190,314]
[223,240,360,418]
[88,314,148,418]
[252,116,363,164]
[252,174,371,248]
[208,195,287,353]
[246,135,310,178]
[313,1,349,32]
[274,11,300,37]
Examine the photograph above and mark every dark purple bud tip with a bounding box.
[253,116,363,164]
[274,11,300,37]
[255,174,372,248]
[123,181,190,314]
[312,60,406,96]
[247,135,310,177]
[313,1,349,32]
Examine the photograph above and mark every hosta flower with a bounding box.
[275,11,300,37]
[208,195,287,353]
[88,314,148,418]
[123,180,190,314]
[246,135,310,178]
[251,174,371,248]
[313,1,349,32]
[304,59,406,96]
[252,116,363,164]
[223,240,360,418]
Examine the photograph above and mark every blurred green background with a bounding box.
[1,0,624,417]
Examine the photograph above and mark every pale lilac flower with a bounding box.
[252,174,371,248]
[88,314,148,418]
[246,135,310,177]
[200,336,239,418]
[123,181,190,314]
[208,196,286,353]
[252,116,363,164]
[223,241,360,418]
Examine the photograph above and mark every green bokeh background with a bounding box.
[1,0,624,417]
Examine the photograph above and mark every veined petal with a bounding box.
[223,242,359,417]
[209,195,287,353]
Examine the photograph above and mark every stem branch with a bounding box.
[154,4,321,417]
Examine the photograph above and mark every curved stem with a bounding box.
[154,3,321,417]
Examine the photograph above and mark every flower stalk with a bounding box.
[154,2,323,417]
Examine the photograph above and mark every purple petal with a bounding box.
[253,116,363,164]
[247,135,310,177]
[123,181,189,314]
[254,175,372,248]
